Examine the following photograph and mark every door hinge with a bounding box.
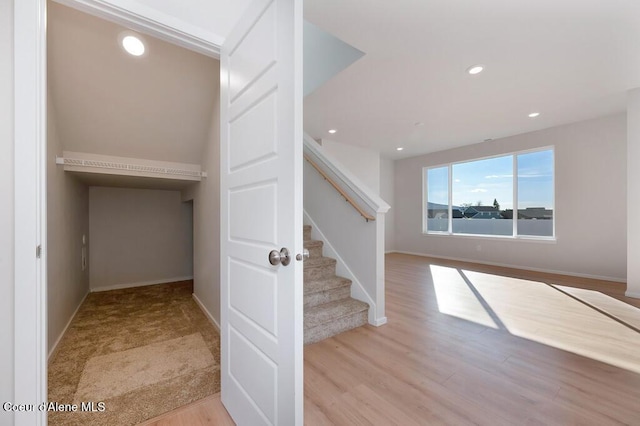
[36,245,42,258]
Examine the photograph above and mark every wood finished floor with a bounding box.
[139,394,234,426]
[146,253,640,425]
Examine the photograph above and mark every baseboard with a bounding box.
[372,317,387,326]
[192,293,221,332]
[91,276,194,293]
[390,250,626,284]
[625,290,640,299]
[48,290,89,362]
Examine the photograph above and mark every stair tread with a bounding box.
[304,256,336,268]
[305,298,369,329]
[305,276,351,295]
[304,239,323,248]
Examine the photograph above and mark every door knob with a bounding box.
[296,249,309,261]
[268,247,291,266]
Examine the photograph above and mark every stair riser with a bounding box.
[304,263,336,281]
[303,226,312,241]
[304,286,351,309]
[305,244,323,258]
[304,309,368,345]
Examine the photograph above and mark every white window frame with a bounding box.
[422,146,555,241]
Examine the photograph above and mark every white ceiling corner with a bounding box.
[303,20,365,97]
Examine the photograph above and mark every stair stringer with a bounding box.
[304,210,387,326]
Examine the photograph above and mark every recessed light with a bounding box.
[528,112,540,118]
[396,147,404,151]
[467,64,484,75]
[121,34,145,56]
[328,129,337,134]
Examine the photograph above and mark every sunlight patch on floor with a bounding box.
[430,265,499,330]
[431,265,640,375]
[554,285,640,331]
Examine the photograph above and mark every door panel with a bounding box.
[220,0,303,424]
[228,2,276,102]
[229,182,278,244]
[229,91,277,171]
[229,327,277,420]
[229,259,277,335]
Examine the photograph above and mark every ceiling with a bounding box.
[47,1,359,172]
[303,0,640,159]
[48,1,218,165]
[49,0,640,165]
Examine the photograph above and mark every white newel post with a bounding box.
[627,88,640,298]
[374,211,387,325]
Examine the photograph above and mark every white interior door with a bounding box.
[220,0,303,424]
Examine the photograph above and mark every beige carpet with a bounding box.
[48,281,220,425]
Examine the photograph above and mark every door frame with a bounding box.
[14,1,223,423]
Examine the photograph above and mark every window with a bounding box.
[516,150,554,237]
[423,148,554,238]
[452,155,513,236]
[425,167,449,232]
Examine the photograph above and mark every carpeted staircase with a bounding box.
[304,224,369,345]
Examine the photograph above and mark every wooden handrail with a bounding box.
[304,154,375,222]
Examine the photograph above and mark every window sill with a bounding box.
[422,232,557,244]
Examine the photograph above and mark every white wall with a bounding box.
[0,0,14,421]
[89,187,193,290]
[380,157,395,252]
[394,114,627,281]
[319,139,396,252]
[321,139,381,193]
[47,90,90,355]
[627,90,640,297]
[182,60,221,327]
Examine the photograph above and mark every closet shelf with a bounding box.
[56,152,206,181]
